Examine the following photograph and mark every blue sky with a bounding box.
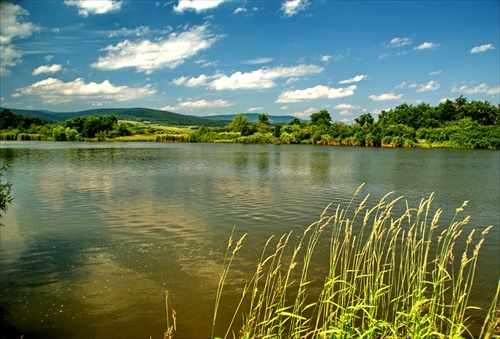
[1,0,499,122]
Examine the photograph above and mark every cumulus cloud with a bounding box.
[414,42,438,50]
[173,64,324,90]
[291,107,317,118]
[0,2,39,44]
[416,80,440,92]
[334,103,360,110]
[338,74,367,84]
[452,83,499,96]
[281,0,309,16]
[470,44,495,54]
[0,44,22,76]
[0,2,40,76]
[390,37,412,47]
[12,77,156,104]
[174,0,225,13]
[368,92,403,101]
[276,85,357,103]
[64,0,123,17]
[32,64,63,75]
[91,25,219,73]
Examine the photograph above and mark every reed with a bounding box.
[210,186,499,338]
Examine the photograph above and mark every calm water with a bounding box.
[1,142,499,338]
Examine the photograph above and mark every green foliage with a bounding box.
[0,109,47,130]
[354,113,374,126]
[258,113,270,125]
[1,97,498,148]
[227,114,251,133]
[0,164,13,226]
[209,188,499,339]
[310,109,332,126]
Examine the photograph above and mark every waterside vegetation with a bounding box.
[1,96,499,149]
[169,187,499,339]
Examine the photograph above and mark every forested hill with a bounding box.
[0,107,227,127]
[206,113,303,125]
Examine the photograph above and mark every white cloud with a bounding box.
[321,54,344,62]
[173,74,217,87]
[368,92,403,101]
[174,64,324,90]
[276,85,357,103]
[334,103,360,110]
[0,44,22,76]
[414,42,438,50]
[452,83,499,96]
[244,57,274,65]
[91,25,219,73]
[416,80,440,92]
[470,44,495,54]
[338,74,367,84]
[247,106,264,112]
[0,2,39,44]
[0,2,39,76]
[32,64,63,75]
[64,0,123,17]
[161,98,233,112]
[233,7,246,14]
[178,99,233,109]
[281,0,309,16]
[291,107,317,118]
[12,77,156,104]
[339,110,352,116]
[174,0,225,13]
[390,37,412,47]
[429,70,442,76]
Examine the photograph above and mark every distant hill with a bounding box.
[0,107,227,127]
[206,113,305,125]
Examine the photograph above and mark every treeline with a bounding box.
[1,96,499,149]
[190,96,499,149]
[0,110,137,141]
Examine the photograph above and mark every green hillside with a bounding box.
[0,107,227,127]
[206,113,305,125]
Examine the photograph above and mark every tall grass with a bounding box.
[207,186,499,339]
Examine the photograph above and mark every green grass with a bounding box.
[167,186,500,338]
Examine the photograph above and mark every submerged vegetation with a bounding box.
[165,187,499,338]
[1,96,499,149]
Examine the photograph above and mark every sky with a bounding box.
[0,0,499,123]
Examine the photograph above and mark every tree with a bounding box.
[0,164,13,226]
[289,118,302,126]
[228,114,250,133]
[258,113,270,125]
[310,110,332,126]
[355,113,374,126]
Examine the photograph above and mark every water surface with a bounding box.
[1,142,498,338]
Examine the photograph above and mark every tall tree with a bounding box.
[310,110,332,126]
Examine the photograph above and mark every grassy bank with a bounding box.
[166,186,500,338]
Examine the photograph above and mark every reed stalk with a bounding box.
[210,187,498,338]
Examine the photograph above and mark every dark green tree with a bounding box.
[228,114,251,133]
[355,113,374,126]
[310,110,332,126]
[258,113,270,125]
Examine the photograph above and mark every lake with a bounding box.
[1,142,499,338]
